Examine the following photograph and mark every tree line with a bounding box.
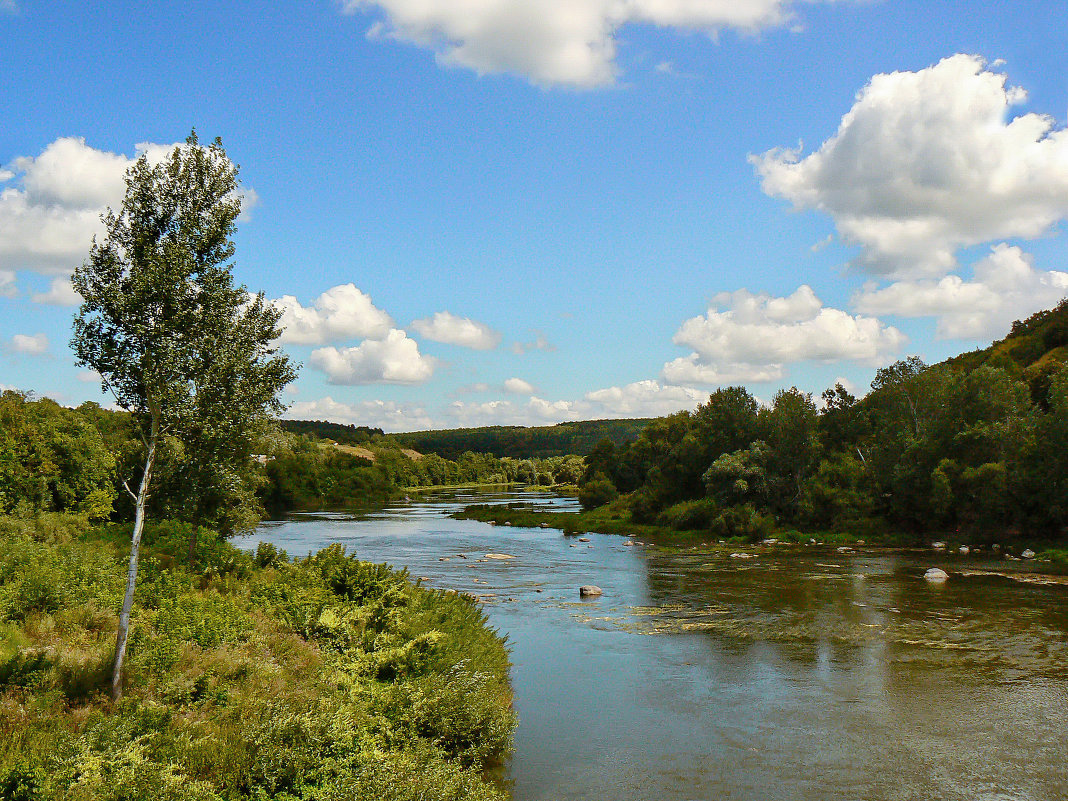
[577,309,1068,544]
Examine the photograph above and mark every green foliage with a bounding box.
[0,392,116,519]
[0,517,515,801]
[390,418,651,460]
[656,498,719,531]
[578,473,618,510]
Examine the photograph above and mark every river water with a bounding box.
[249,490,1068,801]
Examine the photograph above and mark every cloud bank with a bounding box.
[0,137,256,277]
[343,0,820,88]
[854,245,1068,340]
[753,55,1068,276]
[663,285,905,385]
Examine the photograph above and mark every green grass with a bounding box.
[0,514,515,801]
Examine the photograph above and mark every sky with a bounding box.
[2,0,1068,431]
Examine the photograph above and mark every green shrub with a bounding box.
[657,498,718,531]
[578,473,617,510]
[709,504,777,542]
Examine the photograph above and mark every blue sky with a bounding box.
[2,0,1067,430]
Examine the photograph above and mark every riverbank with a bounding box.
[0,513,515,801]
[452,501,1068,564]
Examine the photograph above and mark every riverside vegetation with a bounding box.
[461,302,1068,559]
[0,513,514,801]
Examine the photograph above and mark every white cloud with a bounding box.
[410,310,501,350]
[583,379,703,416]
[853,244,1068,341]
[511,332,555,354]
[344,0,808,88]
[752,55,1068,277]
[273,284,394,345]
[0,270,15,298]
[446,379,704,426]
[503,377,535,394]
[664,285,905,385]
[285,396,434,432]
[32,277,81,306]
[447,397,585,427]
[76,369,102,384]
[0,1,17,14]
[310,329,436,384]
[10,333,48,355]
[0,137,254,277]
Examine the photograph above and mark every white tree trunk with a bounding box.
[111,413,158,701]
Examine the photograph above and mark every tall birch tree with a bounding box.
[71,132,295,700]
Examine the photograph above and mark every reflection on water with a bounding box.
[249,490,1068,801]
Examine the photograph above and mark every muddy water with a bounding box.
[250,491,1068,801]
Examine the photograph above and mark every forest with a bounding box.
[571,300,1068,546]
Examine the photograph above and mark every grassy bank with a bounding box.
[452,498,1061,556]
[0,514,515,801]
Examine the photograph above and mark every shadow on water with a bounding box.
[248,490,1068,801]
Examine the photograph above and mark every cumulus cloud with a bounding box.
[285,396,434,432]
[310,329,436,385]
[446,379,704,426]
[410,311,501,350]
[10,333,48,355]
[0,270,15,298]
[503,377,535,394]
[752,55,1068,276]
[0,137,256,277]
[32,277,81,306]
[853,244,1068,340]
[663,285,905,385]
[344,0,808,88]
[273,284,394,345]
[583,379,703,416]
[447,397,585,427]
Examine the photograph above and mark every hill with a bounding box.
[390,418,653,459]
[943,298,1068,403]
[279,418,384,444]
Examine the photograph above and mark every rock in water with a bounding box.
[1022,549,1036,559]
[483,553,516,560]
[924,567,949,583]
[932,541,946,550]
[579,585,603,597]
[959,545,970,555]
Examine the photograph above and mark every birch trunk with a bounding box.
[111,411,158,701]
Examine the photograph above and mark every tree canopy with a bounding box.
[71,131,295,698]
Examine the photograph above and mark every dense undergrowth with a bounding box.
[0,514,514,801]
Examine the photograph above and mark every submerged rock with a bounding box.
[924,567,949,583]
[483,553,516,560]
[730,552,756,559]
[579,585,603,597]
[578,537,591,543]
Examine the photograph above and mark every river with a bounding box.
[248,489,1068,801]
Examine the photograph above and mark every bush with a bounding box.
[709,504,777,542]
[578,473,617,510]
[656,498,718,531]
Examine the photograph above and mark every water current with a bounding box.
[248,490,1068,801]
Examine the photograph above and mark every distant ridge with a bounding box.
[389,418,652,459]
